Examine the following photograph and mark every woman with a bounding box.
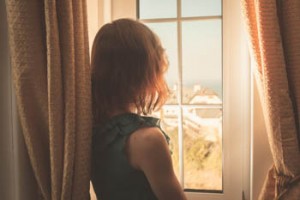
[91,18,187,200]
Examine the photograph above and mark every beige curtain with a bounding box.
[242,0,300,199]
[5,0,92,199]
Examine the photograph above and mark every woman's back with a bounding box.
[91,18,187,200]
[91,113,169,200]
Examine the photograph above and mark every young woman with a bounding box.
[91,18,187,200]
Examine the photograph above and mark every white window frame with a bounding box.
[139,3,224,194]
[95,0,251,199]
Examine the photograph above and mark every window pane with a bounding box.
[182,0,222,17]
[183,107,222,190]
[139,0,177,19]
[152,106,180,178]
[182,20,222,104]
[145,22,179,104]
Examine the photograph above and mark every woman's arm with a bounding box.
[126,127,187,200]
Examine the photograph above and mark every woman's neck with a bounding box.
[108,106,138,118]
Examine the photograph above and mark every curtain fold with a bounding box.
[5,0,92,199]
[242,0,300,199]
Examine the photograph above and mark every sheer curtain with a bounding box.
[5,0,92,199]
[242,0,300,199]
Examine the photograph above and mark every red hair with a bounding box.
[91,19,169,124]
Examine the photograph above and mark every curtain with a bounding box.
[242,0,300,199]
[5,0,92,199]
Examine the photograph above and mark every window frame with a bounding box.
[138,0,223,193]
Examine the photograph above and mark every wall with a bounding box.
[87,0,100,53]
[252,80,273,200]
[112,0,136,20]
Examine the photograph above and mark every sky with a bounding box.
[140,0,222,96]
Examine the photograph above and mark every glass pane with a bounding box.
[139,0,177,19]
[145,22,178,104]
[182,0,222,17]
[182,20,222,104]
[152,106,180,178]
[183,107,222,190]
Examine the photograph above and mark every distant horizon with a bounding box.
[167,80,223,98]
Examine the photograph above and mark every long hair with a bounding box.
[91,19,169,125]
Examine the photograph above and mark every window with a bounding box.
[96,0,251,199]
[138,0,223,192]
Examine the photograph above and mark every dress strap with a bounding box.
[93,113,170,146]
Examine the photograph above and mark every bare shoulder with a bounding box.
[126,126,170,170]
[127,126,187,200]
[130,126,167,146]
[126,126,187,200]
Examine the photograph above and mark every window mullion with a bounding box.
[177,0,184,187]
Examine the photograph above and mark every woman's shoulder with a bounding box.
[126,126,170,170]
[93,112,169,146]
[130,126,166,146]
